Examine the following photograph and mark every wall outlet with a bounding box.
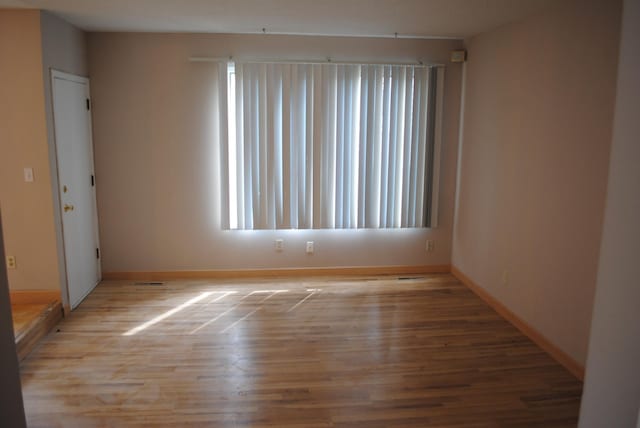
[274,239,284,252]
[306,241,314,254]
[6,256,16,269]
[426,240,435,252]
[501,270,509,285]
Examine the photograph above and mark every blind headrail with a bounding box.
[189,56,444,68]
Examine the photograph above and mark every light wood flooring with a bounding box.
[20,274,582,427]
[13,303,52,335]
[12,301,63,361]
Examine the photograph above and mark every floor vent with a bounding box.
[134,282,164,286]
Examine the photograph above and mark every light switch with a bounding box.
[24,167,34,182]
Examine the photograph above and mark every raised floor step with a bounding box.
[11,297,64,361]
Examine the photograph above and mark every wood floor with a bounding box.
[12,300,64,361]
[13,303,52,335]
[20,274,582,427]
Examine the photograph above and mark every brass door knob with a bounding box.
[64,204,74,212]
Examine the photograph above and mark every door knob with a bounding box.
[64,204,74,212]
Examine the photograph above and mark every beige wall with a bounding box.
[88,33,463,272]
[579,0,640,424]
[452,0,621,365]
[40,11,88,305]
[0,10,60,291]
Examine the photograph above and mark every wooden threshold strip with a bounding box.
[102,265,451,281]
[451,265,585,381]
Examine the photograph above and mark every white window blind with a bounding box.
[222,61,442,230]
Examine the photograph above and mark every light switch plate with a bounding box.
[24,168,34,182]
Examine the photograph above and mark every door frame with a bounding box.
[50,69,101,310]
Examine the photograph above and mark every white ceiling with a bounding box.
[1,0,559,38]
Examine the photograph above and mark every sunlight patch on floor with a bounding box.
[123,291,227,336]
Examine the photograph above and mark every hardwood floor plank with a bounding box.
[20,274,582,426]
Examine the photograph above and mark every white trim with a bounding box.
[51,69,88,85]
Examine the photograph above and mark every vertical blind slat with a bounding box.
[415,68,429,227]
[251,66,261,228]
[304,66,314,228]
[311,65,322,229]
[265,64,276,229]
[291,65,301,228]
[394,68,407,228]
[335,66,345,229]
[233,64,244,229]
[218,63,230,230]
[280,65,290,229]
[242,64,254,229]
[379,65,392,228]
[423,67,438,227]
[401,67,413,228]
[364,66,376,228]
[258,64,268,229]
[386,66,400,228]
[357,67,368,228]
[351,65,362,228]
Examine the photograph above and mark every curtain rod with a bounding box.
[189,56,444,68]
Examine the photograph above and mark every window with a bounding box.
[222,60,443,230]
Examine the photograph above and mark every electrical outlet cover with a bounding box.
[6,256,16,269]
[275,239,284,251]
[426,240,435,252]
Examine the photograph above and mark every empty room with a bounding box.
[0,0,638,426]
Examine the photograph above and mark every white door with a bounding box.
[52,71,101,309]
